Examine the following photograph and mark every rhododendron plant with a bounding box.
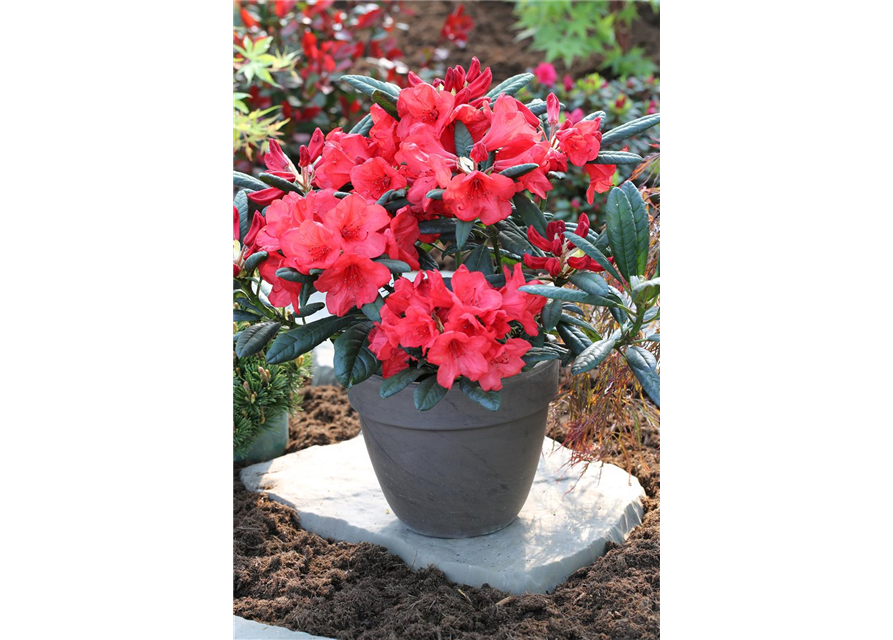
[233,59,660,411]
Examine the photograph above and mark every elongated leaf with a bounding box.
[373,258,411,275]
[425,188,444,200]
[235,321,281,358]
[384,198,410,212]
[275,267,315,284]
[571,333,620,375]
[333,324,378,388]
[259,172,301,194]
[376,188,406,205]
[562,303,585,316]
[643,333,660,343]
[605,187,639,281]
[340,75,400,98]
[266,315,354,364]
[417,245,438,270]
[624,346,660,407]
[486,73,534,99]
[591,151,644,165]
[541,298,563,332]
[547,171,566,181]
[620,181,650,275]
[299,279,315,309]
[563,231,625,284]
[233,171,266,191]
[233,310,261,323]
[459,379,501,411]
[557,322,592,355]
[242,251,268,274]
[498,229,538,257]
[454,120,473,158]
[522,347,564,365]
[568,272,621,307]
[414,375,448,411]
[583,110,606,126]
[455,219,474,250]
[418,219,457,235]
[361,295,385,322]
[463,244,494,275]
[370,89,399,118]
[632,277,660,300]
[511,194,547,236]
[295,302,325,318]
[600,113,660,147]
[234,190,250,242]
[499,163,539,179]
[348,113,373,136]
[519,284,597,303]
[380,367,426,399]
[559,313,602,340]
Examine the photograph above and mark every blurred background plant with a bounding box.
[513,0,658,78]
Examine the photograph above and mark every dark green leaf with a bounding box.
[583,110,606,127]
[620,181,650,276]
[455,219,474,250]
[233,171,266,191]
[454,120,473,158]
[547,171,566,181]
[571,333,620,375]
[568,272,620,307]
[417,245,438,270]
[562,303,585,316]
[235,321,281,359]
[380,367,426,399]
[348,113,373,135]
[299,278,315,309]
[559,313,602,340]
[519,284,597,303]
[499,163,539,179]
[266,315,354,364]
[418,219,457,235]
[340,75,400,98]
[376,188,407,205]
[373,258,411,275]
[563,231,625,285]
[383,198,410,212]
[275,268,316,284]
[485,73,534,99]
[557,323,593,355]
[414,375,448,411]
[463,244,493,275]
[643,333,660,343]
[591,151,644,165]
[522,347,563,365]
[334,324,378,388]
[459,379,501,411]
[606,186,644,281]
[295,302,325,318]
[234,190,250,242]
[512,194,547,236]
[370,89,399,118]
[601,113,661,147]
[242,251,268,274]
[360,295,385,322]
[425,188,444,200]
[258,172,301,194]
[624,346,660,407]
[234,310,262,323]
[541,298,563,331]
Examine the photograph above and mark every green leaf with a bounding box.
[485,73,535,99]
[562,302,586,316]
[568,272,620,307]
[379,367,426,399]
[455,219,474,250]
[333,324,378,388]
[557,323,593,356]
[266,315,354,364]
[571,333,620,375]
[360,295,385,322]
[582,110,606,126]
[414,376,448,411]
[348,113,373,135]
[295,302,325,318]
[234,310,262,323]
[459,379,501,411]
[259,173,301,194]
[383,198,410,212]
[418,219,457,235]
[340,75,400,98]
[234,190,250,242]
[541,298,563,332]
[600,113,661,147]
[499,163,539,179]
[370,89,399,118]
[454,120,473,158]
[522,347,563,365]
[604,183,648,281]
[519,284,597,303]
[373,258,411,276]
[417,245,439,270]
[463,244,493,275]
[233,171,266,191]
[620,181,650,276]
[624,346,660,408]
[425,188,444,200]
[235,321,281,358]
[563,231,625,284]
[591,151,644,165]
[511,194,547,236]
[632,277,660,301]
[643,333,660,343]
[241,251,268,274]
[559,313,602,340]
[275,267,316,284]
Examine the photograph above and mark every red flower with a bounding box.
[394,306,440,352]
[396,83,456,138]
[314,253,391,316]
[478,338,530,391]
[323,194,390,259]
[258,253,302,310]
[556,120,603,166]
[479,94,539,156]
[350,157,407,202]
[384,210,421,270]
[427,331,490,389]
[280,220,341,271]
[442,170,515,224]
[449,265,503,317]
[582,163,616,203]
[534,62,557,87]
[441,5,474,47]
[499,264,546,335]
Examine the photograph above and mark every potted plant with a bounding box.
[232,58,660,537]
[232,333,310,464]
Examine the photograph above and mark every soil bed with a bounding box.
[234,385,659,639]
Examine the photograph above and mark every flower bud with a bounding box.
[469,142,488,164]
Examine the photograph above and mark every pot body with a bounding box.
[233,410,289,464]
[347,360,560,538]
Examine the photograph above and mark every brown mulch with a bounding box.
[234,385,659,639]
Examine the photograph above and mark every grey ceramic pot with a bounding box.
[233,410,289,464]
[347,359,560,538]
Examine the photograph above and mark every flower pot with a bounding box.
[233,410,289,464]
[346,359,560,538]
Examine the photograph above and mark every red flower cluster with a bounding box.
[368,264,547,391]
[523,213,612,277]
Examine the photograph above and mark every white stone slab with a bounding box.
[241,434,644,595]
[233,616,335,639]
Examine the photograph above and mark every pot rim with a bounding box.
[364,357,559,387]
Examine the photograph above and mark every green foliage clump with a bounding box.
[233,340,310,457]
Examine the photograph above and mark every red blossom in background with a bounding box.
[534,62,557,87]
[440,5,474,48]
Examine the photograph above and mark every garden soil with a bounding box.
[234,386,660,640]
